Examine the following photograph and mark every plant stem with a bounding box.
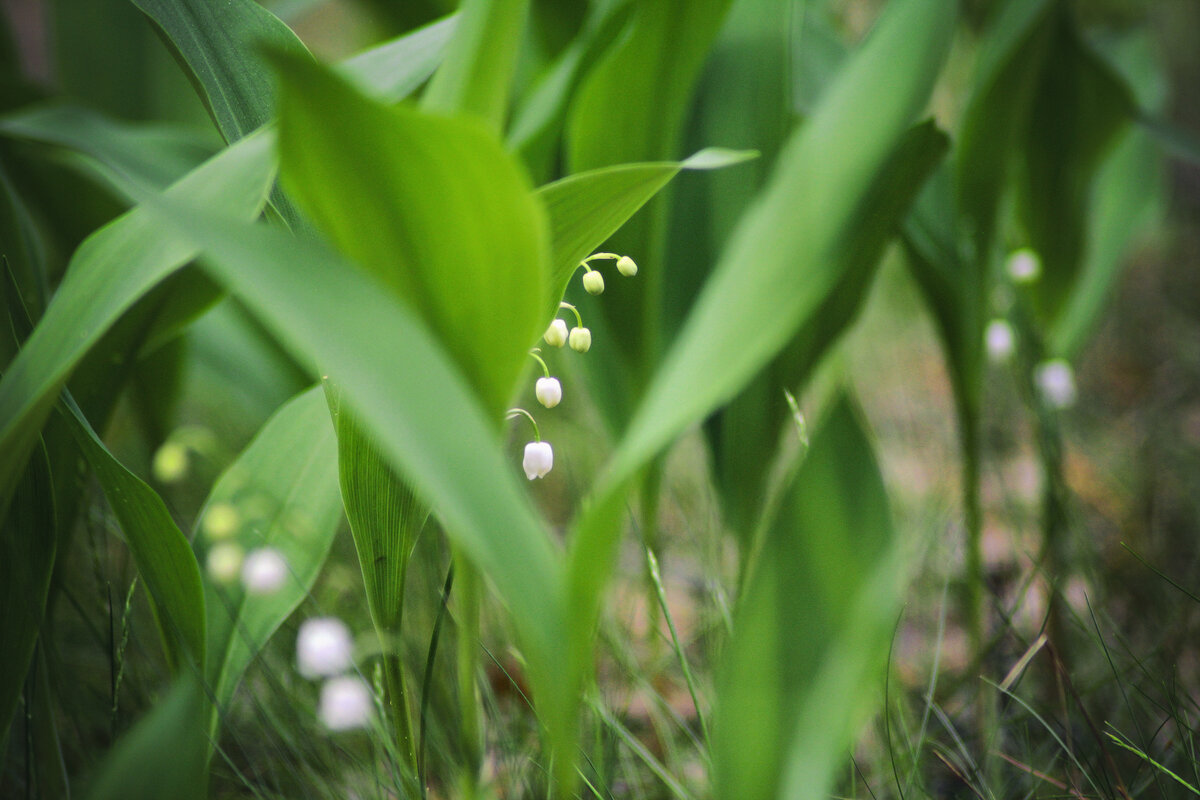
[382,647,417,776]
[455,555,483,785]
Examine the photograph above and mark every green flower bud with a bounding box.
[582,270,605,295]
[569,327,592,353]
[616,255,638,277]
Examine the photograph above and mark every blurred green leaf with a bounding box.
[1016,7,1134,323]
[199,386,342,738]
[59,393,206,670]
[0,104,215,192]
[130,0,309,144]
[84,674,208,800]
[270,50,549,416]
[421,0,527,131]
[339,14,458,102]
[955,0,1054,264]
[0,129,276,520]
[713,398,902,800]
[713,121,949,541]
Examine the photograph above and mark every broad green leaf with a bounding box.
[421,0,527,132]
[955,0,1055,264]
[84,674,208,800]
[339,14,458,103]
[0,129,276,519]
[270,51,549,416]
[713,399,902,800]
[1016,7,1134,324]
[537,148,756,317]
[133,193,571,773]
[712,121,949,541]
[0,104,214,191]
[59,393,205,669]
[199,386,342,738]
[598,0,955,492]
[130,0,309,144]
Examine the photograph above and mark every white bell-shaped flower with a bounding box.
[296,617,355,679]
[319,676,373,731]
[582,270,605,295]
[523,441,553,480]
[568,327,591,353]
[544,318,568,347]
[1035,359,1077,409]
[985,319,1015,363]
[616,255,638,276]
[241,547,288,594]
[535,377,562,408]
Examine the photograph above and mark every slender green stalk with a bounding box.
[454,554,483,786]
[644,546,710,749]
[639,460,664,659]
[381,648,417,775]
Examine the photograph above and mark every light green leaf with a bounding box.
[0,128,276,524]
[200,386,342,738]
[270,50,549,416]
[339,14,458,103]
[421,0,527,132]
[59,393,206,670]
[713,398,902,800]
[537,148,756,316]
[130,0,309,144]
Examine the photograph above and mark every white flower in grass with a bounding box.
[319,676,373,731]
[206,542,244,584]
[582,270,605,295]
[568,327,591,353]
[616,255,638,277]
[1035,359,1077,409]
[296,617,354,679]
[544,318,568,348]
[202,502,240,540]
[241,547,288,594]
[523,441,553,480]
[535,377,562,409]
[985,319,1015,363]
[1006,249,1041,284]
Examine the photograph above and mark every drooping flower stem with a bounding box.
[506,407,541,441]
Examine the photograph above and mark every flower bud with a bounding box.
[319,676,373,731]
[568,327,591,353]
[206,542,244,584]
[202,502,240,540]
[535,377,562,409]
[582,270,605,295]
[544,318,568,347]
[152,441,189,483]
[297,617,355,679]
[523,441,554,480]
[241,547,289,594]
[616,255,638,277]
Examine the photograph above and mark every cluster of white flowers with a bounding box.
[295,616,373,731]
[512,252,638,480]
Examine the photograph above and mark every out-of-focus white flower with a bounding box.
[985,319,1015,363]
[1006,249,1041,284]
[523,441,553,480]
[582,270,605,295]
[535,377,562,409]
[296,617,355,679]
[206,542,244,584]
[202,502,240,540]
[1035,359,1077,409]
[319,676,373,731]
[152,442,189,483]
[241,547,288,594]
[568,327,591,353]
[544,318,568,348]
[616,255,638,277]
